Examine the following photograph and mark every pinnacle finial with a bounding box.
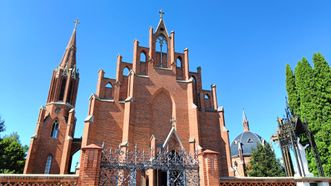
[159,9,165,19]
[74,18,80,30]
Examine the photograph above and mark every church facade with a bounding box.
[24,14,233,185]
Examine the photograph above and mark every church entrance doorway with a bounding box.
[156,170,167,186]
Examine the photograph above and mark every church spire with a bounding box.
[59,19,79,69]
[242,109,250,132]
[46,20,80,105]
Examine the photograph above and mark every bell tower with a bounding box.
[24,20,81,174]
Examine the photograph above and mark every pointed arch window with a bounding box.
[59,78,67,101]
[156,34,168,67]
[204,94,212,111]
[51,120,59,139]
[140,52,146,63]
[191,76,199,106]
[67,83,73,104]
[105,82,113,99]
[140,52,147,75]
[176,57,182,69]
[175,57,183,80]
[105,82,112,89]
[44,155,52,174]
[122,67,130,76]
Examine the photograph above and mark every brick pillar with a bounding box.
[148,135,156,185]
[79,144,102,186]
[198,149,220,186]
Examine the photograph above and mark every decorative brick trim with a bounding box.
[0,174,78,185]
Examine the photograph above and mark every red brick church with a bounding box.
[23,13,234,185]
[8,12,330,186]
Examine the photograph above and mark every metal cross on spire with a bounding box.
[159,9,165,19]
[74,18,80,30]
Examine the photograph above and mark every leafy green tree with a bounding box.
[285,53,331,176]
[0,120,28,173]
[247,143,285,177]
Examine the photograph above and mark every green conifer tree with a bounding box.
[247,143,285,177]
[310,53,331,175]
[285,53,331,176]
[286,64,300,115]
[294,58,314,124]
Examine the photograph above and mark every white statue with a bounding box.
[295,137,314,177]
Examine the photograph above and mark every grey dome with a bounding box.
[230,131,264,157]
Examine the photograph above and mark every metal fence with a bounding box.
[99,147,199,186]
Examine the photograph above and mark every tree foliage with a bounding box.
[285,53,331,176]
[0,119,28,173]
[247,143,285,177]
[286,64,300,115]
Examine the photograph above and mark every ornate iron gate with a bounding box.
[99,147,199,186]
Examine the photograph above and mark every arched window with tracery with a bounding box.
[50,120,59,139]
[156,34,168,68]
[44,155,52,174]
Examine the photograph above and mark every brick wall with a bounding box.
[78,144,102,186]
[24,103,77,174]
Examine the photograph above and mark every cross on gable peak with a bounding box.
[159,9,165,19]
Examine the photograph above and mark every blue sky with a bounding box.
[0,0,330,160]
